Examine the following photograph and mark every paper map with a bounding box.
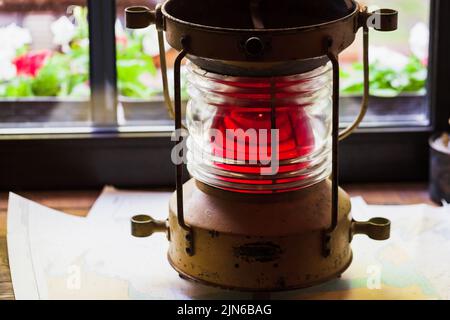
[7,187,450,300]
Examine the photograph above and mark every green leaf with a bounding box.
[3,78,33,97]
[341,54,427,97]
[115,29,160,98]
[72,6,89,40]
[31,54,71,96]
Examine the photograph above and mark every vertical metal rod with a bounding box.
[326,46,340,236]
[270,78,277,185]
[270,79,277,131]
[174,47,188,232]
[250,0,265,29]
[87,0,118,126]
[157,30,176,119]
[338,25,370,141]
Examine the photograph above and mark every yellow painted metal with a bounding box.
[131,215,168,238]
[167,179,354,291]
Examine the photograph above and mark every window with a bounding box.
[0,0,433,131]
[0,0,447,189]
[0,1,90,130]
[116,0,176,127]
[340,0,430,128]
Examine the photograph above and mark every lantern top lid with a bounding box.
[158,0,362,62]
[164,0,356,31]
[126,0,397,63]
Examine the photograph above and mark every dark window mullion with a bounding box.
[429,0,450,132]
[87,0,118,126]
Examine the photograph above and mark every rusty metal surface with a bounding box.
[163,0,356,30]
[173,44,195,256]
[185,56,330,76]
[370,9,398,32]
[168,254,353,292]
[161,0,360,62]
[167,179,354,291]
[123,0,397,291]
[125,6,156,29]
[351,218,391,241]
[179,179,351,236]
[131,214,168,237]
[126,1,398,66]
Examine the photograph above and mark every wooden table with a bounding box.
[0,183,434,300]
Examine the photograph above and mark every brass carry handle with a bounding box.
[351,217,391,241]
[338,25,369,141]
[339,8,398,141]
[126,6,194,255]
[125,5,175,119]
[323,8,397,256]
[131,215,168,238]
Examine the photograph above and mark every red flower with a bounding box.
[13,50,52,77]
[116,35,128,48]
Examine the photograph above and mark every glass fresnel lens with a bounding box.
[186,62,333,193]
[125,0,398,291]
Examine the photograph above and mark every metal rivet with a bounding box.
[244,37,264,56]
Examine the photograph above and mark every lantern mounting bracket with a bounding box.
[322,37,340,258]
[174,37,195,256]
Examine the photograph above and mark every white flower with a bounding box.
[70,82,90,98]
[0,50,17,81]
[369,46,409,71]
[0,47,16,62]
[0,61,17,81]
[140,25,171,56]
[0,23,32,55]
[139,71,162,90]
[51,16,76,46]
[115,20,126,38]
[4,24,32,49]
[0,23,30,80]
[409,22,429,61]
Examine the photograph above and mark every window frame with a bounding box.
[0,0,448,190]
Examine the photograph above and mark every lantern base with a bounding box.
[167,179,354,291]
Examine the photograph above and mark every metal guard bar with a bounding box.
[174,38,194,256]
[323,21,372,256]
[339,24,370,141]
[323,38,340,257]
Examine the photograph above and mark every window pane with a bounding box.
[119,0,431,130]
[116,0,175,127]
[340,0,430,127]
[0,1,90,130]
